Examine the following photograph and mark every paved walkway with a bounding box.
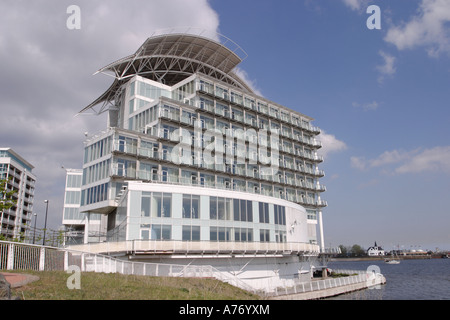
[0,273,40,288]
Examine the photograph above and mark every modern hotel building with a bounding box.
[0,148,36,241]
[71,32,328,290]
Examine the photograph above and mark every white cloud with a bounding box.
[384,0,450,57]
[376,51,396,83]
[395,146,450,174]
[0,0,221,229]
[341,0,369,12]
[233,67,263,97]
[318,131,348,158]
[352,101,379,111]
[351,146,450,174]
[350,156,367,170]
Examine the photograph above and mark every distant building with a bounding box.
[62,169,105,244]
[0,148,36,241]
[367,241,385,256]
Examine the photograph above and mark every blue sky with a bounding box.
[209,0,450,251]
[1,0,449,251]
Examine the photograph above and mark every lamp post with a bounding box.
[43,200,49,246]
[32,213,37,244]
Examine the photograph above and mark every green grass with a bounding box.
[10,270,260,300]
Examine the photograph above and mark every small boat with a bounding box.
[385,251,401,264]
[385,259,400,264]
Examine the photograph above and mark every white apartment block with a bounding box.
[0,148,36,241]
[68,32,329,291]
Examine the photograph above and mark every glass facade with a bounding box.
[106,186,316,244]
[79,36,325,250]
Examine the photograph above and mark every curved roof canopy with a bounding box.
[79,33,252,115]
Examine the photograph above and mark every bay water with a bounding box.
[326,258,450,300]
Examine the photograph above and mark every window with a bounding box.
[259,202,270,223]
[210,197,217,219]
[260,229,270,242]
[151,224,171,240]
[234,228,253,242]
[275,231,286,243]
[65,191,81,205]
[210,227,232,242]
[141,192,171,217]
[141,196,150,217]
[182,194,199,219]
[210,196,232,220]
[274,205,286,226]
[182,225,200,241]
[64,207,84,220]
[66,174,82,188]
[82,183,109,206]
[231,199,253,222]
[307,210,317,220]
[141,230,149,240]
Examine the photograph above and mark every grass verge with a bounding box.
[9,270,260,300]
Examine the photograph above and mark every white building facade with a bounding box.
[0,148,36,241]
[62,169,105,245]
[72,33,328,290]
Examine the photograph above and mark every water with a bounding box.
[326,258,450,300]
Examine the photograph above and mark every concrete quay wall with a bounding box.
[270,274,386,300]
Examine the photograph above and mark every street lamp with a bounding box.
[32,213,37,244]
[43,200,49,246]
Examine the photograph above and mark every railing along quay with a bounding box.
[0,241,383,297]
[0,241,255,293]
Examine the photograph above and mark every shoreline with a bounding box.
[329,255,442,262]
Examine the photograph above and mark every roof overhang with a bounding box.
[79,33,252,115]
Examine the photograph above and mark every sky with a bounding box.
[0,0,449,251]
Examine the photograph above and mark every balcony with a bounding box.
[110,164,137,179]
[112,142,137,155]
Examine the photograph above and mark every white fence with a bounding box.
[67,239,321,256]
[0,241,382,297]
[268,269,384,297]
[0,241,255,293]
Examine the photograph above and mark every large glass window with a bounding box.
[141,192,171,217]
[275,231,286,243]
[274,205,286,226]
[151,224,171,240]
[234,228,253,242]
[209,196,232,220]
[210,227,232,242]
[182,225,200,241]
[210,196,217,219]
[259,202,270,223]
[232,199,253,222]
[182,194,199,219]
[66,174,82,188]
[65,191,81,205]
[260,229,270,242]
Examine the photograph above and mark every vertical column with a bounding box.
[84,212,90,244]
[64,251,69,271]
[6,243,14,270]
[39,247,45,271]
[318,210,325,252]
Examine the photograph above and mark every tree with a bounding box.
[338,244,348,256]
[351,244,366,256]
[0,177,17,212]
